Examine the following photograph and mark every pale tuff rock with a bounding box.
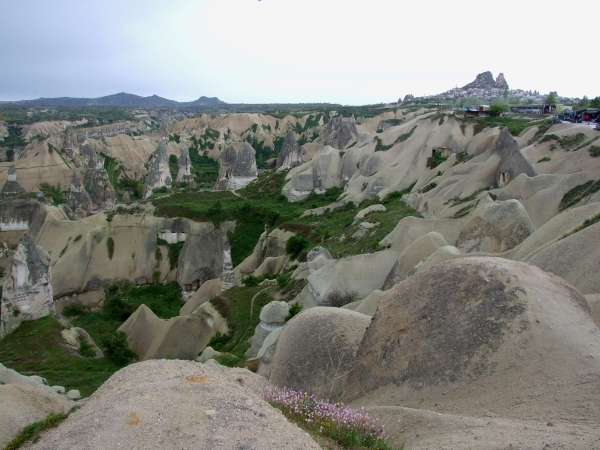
[281,146,342,201]
[276,132,303,169]
[61,326,103,358]
[142,140,172,199]
[66,172,91,220]
[307,246,334,274]
[353,204,386,222]
[220,241,236,291]
[323,116,358,149]
[259,307,370,400]
[176,148,196,188]
[83,166,117,214]
[494,127,536,188]
[246,301,290,359]
[1,232,54,339]
[214,142,257,190]
[0,165,26,199]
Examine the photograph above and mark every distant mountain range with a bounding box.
[2,92,225,107]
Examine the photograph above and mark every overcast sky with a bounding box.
[1,0,597,104]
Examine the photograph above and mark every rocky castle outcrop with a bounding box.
[1,232,53,339]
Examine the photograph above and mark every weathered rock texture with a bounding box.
[215,142,257,190]
[142,140,171,199]
[118,302,228,361]
[276,132,303,169]
[260,307,371,399]
[323,116,358,149]
[0,165,26,198]
[494,128,536,188]
[246,301,289,359]
[29,360,320,450]
[66,172,91,220]
[219,242,236,291]
[1,232,53,338]
[344,257,600,426]
[281,146,342,201]
[176,148,196,188]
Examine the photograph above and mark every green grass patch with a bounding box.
[209,286,275,362]
[156,238,184,269]
[0,316,122,397]
[374,126,417,152]
[559,179,600,210]
[565,212,600,238]
[426,149,448,169]
[588,145,600,157]
[3,411,69,450]
[537,156,551,163]
[540,133,587,150]
[451,187,491,206]
[466,117,551,137]
[527,122,553,145]
[38,182,64,205]
[152,170,347,266]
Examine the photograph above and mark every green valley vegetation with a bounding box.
[0,281,183,397]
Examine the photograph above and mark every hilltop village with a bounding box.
[1,72,600,449]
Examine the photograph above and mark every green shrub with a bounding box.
[152,270,161,283]
[277,275,291,288]
[327,290,359,307]
[285,302,303,322]
[559,179,600,210]
[455,151,473,163]
[73,234,82,242]
[421,182,437,193]
[38,182,64,205]
[62,301,86,317]
[426,149,448,169]
[286,234,309,259]
[242,274,261,287]
[78,339,96,358]
[106,237,114,260]
[103,296,134,321]
[207,332,232,351]
[537,156,551,163]
[590,146,600,157]
[101,331,137,367]
[3,412,68,450]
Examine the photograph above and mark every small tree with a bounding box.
[490,103,509,117]
[286,234,309,259]
[545,92,557,104]
[102,331,138,366]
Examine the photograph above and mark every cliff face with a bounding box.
[142,140,172,199]
[1,232,54,338]
[323,116,358,149]
[66,172,91,220]
[83,166,117,214]
[214,142,257,190]
[276,133,303,169]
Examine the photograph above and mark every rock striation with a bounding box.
[214,142,257,190]
[0,165,26,199]
[66,172,91,220]
[1,232,53,338]
[176,148,196,188]
[323,116,358,149]
[142,140,172,199]
[276,132,303,169]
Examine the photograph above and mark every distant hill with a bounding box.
[4,93,226,107]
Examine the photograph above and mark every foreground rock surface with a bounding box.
[31,360,319,450]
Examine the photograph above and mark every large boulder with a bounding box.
[281,146,342,202]
[456,198,535,253]
[29,360,320,450]
[0,383,73,448]
[294,250,398,308]
[528,222,600,295]
[344,258,600,426]
[382,231,447,289]
[118,303,228,361]
[262,307,371,400]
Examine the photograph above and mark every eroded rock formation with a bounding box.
[214,142,257,190]
[323,116,358,149]
[142,140,171,199]
[276,132,303,169]
[0,165,26,199]
[176,148,196,188]
[66,172,91,220]
[1,232,53,338]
